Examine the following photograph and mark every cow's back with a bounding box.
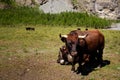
[79,30,105,52]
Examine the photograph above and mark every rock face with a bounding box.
[15,0,43,6]
[39,0,76,13]
[83,0,120,20]
[39,0,120,20]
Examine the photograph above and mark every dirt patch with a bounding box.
[1,51,120,80]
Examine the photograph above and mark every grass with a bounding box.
[0,7,112,28]
[0,25,120,80]
[0,0,15,6]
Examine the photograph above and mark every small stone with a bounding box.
[8,58,11,60]
[26,68,30,72]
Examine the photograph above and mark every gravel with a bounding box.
[108,23,120,30]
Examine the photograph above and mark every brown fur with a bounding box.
[60,29,105,72]
[57,46,69,65]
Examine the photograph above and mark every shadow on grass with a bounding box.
[57,58,110,76]
[76,60,110,76]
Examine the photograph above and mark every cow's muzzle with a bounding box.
[71,51,77,56]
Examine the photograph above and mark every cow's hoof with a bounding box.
[76,71,81,74]
[64,62,69,65]
[57,60,60,63]
[71,68,75,72]
[97,64,102,69]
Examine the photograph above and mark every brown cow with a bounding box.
[59,29,105,72]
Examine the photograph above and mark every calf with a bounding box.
[26,27,35,31]
[57,46,71,65]
[57,45,90,67]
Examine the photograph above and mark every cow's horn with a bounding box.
[61,35,68,38]
[78,34,87,38]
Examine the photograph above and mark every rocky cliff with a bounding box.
[76,0,120,20]
[0,0,120,20]
[39,0,120,20]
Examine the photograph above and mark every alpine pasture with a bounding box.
[0,7,120,80]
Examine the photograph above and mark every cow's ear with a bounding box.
[59,34,67,42]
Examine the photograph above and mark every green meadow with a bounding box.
[0,25,120,80]
[0,7,120,80]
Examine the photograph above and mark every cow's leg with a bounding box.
[71,62,76,72]
[76,62,83,74]
[57,53,60,63]
[97,49,103,67]
[71,56,77,72]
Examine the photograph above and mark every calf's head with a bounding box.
[58,46,70,65]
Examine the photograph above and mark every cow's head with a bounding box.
[59,32,87,57]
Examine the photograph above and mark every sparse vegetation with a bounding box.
[0,0,16,7]
[71,0,78,6]
[0,7,111,28]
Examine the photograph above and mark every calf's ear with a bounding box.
[59,34,67,42]
[60,47,62,51]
